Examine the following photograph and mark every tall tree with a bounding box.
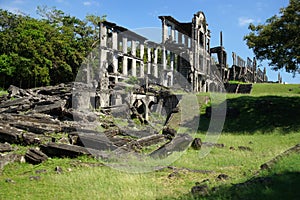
[0,7,106,88]
[244,0,300,74]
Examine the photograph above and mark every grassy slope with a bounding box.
[199,83,300,134]
[0,83,300,200]
[0,89,8,96]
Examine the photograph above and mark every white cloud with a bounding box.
[83,1,92,6]
[238,17,255,26]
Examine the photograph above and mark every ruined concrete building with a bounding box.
[94,11,268,96]
[230,52,268,83]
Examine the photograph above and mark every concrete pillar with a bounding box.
[131,41,136,56]
[113,53,118,74]
[178,32,183,44]
[171,26,175,41]
[123,56,128,76]
[112,31,118,50]
[144,97,149,121]
[184,35,189,48]
[154,48,158,78]
[131,41,137,76]
[147,47,151,75]
[122,37,127,53]
[100,23,107,47]
[170,52,174,71]
[99,23,108,80]
[140,43,145,77]
[140,43,144,59]
[140,62,144,78]
[162,47,167,70]
[162,19,168,43]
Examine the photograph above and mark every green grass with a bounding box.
[1,132,299,200]
[252,83,300,95]
[0,89,8,96]
[1,83,300,199]
[207,149,300,200]
[198,84,300,134]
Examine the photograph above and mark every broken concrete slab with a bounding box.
[0,124,21,144]
[25,148,48,165]
[76,133,118,151]
[40,143,91,158]
[0,143,13,153]
[149,133,193,158]
[0,154,24,170]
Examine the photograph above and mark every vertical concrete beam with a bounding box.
[170,52,174,71]
[99,23,108,80]
[178,32,183,44]
[162,47,167,70]
[171,26,175,41]
[147,47,151,75]
[140,43,144,59]
[131,40,136,56]
[153,48,158,78]
[122,37,127,54]
[140,62,144,78]
[123,56,128,76]
[144,97,149,121]
[112,31,118,50]
[184,35,189,48]
[113,53,118,75]
[162,18,168,43]
[131,40,137,76]
[100,23,107,47]
[140,43,145,77]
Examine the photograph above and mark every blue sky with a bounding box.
[1,0,299,83]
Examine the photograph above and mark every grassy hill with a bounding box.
[199,83,300,134]
[252,83,300,95]
[0,83,299,199]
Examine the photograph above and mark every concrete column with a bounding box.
[123,56,128,76]
[131,40,136,56]
[178,32,183,44]
[162,19,168,43]
[112,31,118,50]
[131,40,137,76]
[184,35,189,48]
[132,60,137,77]
[147,47,151,75]
[154,48,158,78]
[171,26,175,41]
[140,43,145,77]
[144,97,149,121]
[170,52,174,71]
[140,62,144,78]
[100,23,107,47]
[113,53,118,74]
[122,37,127,53]
[162,47,167,70]
[140,43,144,59]
[99,23,108,80]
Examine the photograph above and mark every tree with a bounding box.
[0,7,106,88]
[244,0,300,74]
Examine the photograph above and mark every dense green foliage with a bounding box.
[0,7,105,88]
[244,0,300,74]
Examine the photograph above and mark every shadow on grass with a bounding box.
[198,95,300,134]
[158,171,300,200]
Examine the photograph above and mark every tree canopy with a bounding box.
[244,0,300,74]
[0,7,105,88]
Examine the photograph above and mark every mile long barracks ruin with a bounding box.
[80,11,270,110]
